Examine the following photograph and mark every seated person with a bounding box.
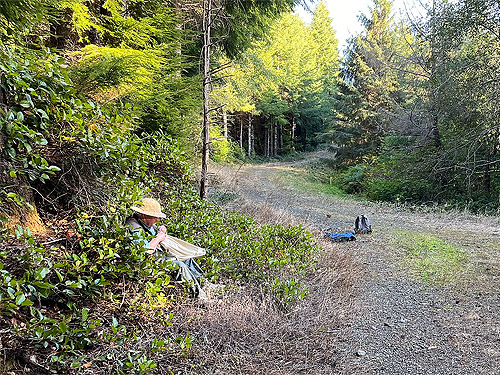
[126,197,206,299]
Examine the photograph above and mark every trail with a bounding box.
[211,160,500,375]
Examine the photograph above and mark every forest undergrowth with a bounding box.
[1,161,358,374]
[153,200,358,375]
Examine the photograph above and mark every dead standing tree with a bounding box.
[199,0,212,199]
[199,0,230,199]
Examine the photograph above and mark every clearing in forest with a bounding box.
[207,158,500,375]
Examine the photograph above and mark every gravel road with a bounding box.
[211,162,500,375]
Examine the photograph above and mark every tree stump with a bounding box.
[0,161,45,233]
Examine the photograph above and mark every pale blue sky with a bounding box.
[294,0,425,53]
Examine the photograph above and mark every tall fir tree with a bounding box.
[334,0,404,162]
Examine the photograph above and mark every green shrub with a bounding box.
[160,196,317,305]
[341,165,366,194]
[366,177,403,201]
[0,47,70,183]
[272,277,309,307]
[0,218,182,372]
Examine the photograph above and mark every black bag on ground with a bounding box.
[354,215,372,234]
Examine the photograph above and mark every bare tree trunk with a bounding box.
[291,115,296,152]
[269,122,273,157]
[247,113,253,158]
[484,135,497,194]
[273,119,278,157]
[223,111,228,138]
[268,126,271,157]
[264,129,269,158]
[248,115,251,157]
[199,0,212,199]
[239,117,243,149]
[430,112,441,148]
[279,122,283,151]
[484,157,491,194]
[268,128,272,157]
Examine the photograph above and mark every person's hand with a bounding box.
[156,230,166,242]
[158,225,167,234]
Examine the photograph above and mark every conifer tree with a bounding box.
[334,0,404,162]
[309,1,339,83]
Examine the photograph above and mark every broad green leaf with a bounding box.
[39,267,50,279]
[58,322,68,333]
[21,299,34,306]
[15,293,26,305]
[82,308,89,322]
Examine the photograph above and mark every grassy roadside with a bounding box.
[390,231,471,286]
[276,169,345,197]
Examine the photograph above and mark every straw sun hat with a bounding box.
[131,198,166,218]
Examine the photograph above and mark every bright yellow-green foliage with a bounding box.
[61,0,177,48]
[61,0,103,42]
[72,45,163,100]
[392,231,470,285]
[209,127,232,162]
[213,3,340,152]
[56,0,201,146]
[309,1,339,81]
[211,57,259,115]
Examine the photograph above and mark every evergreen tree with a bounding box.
[0,0,59,43]
[334,0,405,162]
[303,1,339,149]
[404,0,500,200]
[215,3,340,157]
[309,1,339,83]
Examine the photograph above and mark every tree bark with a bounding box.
[247,113,253,158]
[279,122,283,151]
[270,121,274,157]
[273,119,278,157]
[223,111,228,138]
[264,128,267,157]
[199,0,212,199]
[239,117,243,149]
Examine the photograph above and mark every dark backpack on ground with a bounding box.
[354,215,372,234]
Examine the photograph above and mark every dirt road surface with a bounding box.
[211,161,500,375]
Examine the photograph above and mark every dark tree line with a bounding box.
[332,0,500,211]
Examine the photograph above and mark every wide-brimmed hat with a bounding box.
[131,198,166,218]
